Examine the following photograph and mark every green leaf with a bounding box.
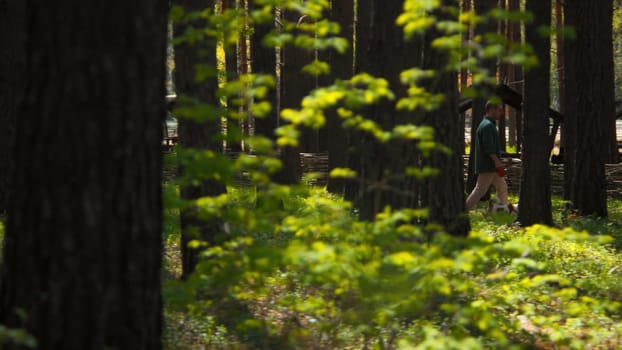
[329,168,357,179]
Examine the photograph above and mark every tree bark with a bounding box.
[0,1,167,348]
[223,0,244,152]
[0,0,25,214]
[562,1,577,202]
[466,0,498,194]
[249,0,278,142]
[275,9,318,184]
[355,0,422,220]
[421,3,471,236]
[554,0,566,164]
[512,0,524,155]
[564,0,614,216]
[173,0,228,278]
[519,0,553,226]
[505,0,520,149]
[323,0,354,194]
[459,0,471,156]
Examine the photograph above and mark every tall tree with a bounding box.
[459,0,472,156]
[323,0,355,194]
[421,2,471,236]
[562,1,577,202]
[554,0,566,164]
[509,0,524,154]
[249,0,278,141]
[0,1,167,348]
[274,9,316,184]
[466,0,499,194]
[519,0,553,225]
[501,0,522,151]
[222,0,245,152]
[0,0,25,214]
[564,0,615,216]
[355,1,422,220]
[173,0,228,278]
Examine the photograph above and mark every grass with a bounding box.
[162,191,622,349]
[470,195,622,249]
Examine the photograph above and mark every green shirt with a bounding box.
[474,116,500,174]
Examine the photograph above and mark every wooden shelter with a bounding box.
[459,83,563,156]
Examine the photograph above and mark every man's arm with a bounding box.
[489,154,503,169]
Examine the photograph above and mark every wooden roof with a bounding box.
[458,83,563,121]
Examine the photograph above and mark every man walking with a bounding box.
[466,101,509,211]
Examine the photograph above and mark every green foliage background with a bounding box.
[162,1,622,349]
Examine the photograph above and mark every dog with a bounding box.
[486,196,519,217]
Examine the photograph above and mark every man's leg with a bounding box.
[492,174,509,205]
[466,172,495,210]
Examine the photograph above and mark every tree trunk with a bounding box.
[466,0,498,194]
[223,0,244,152]
[505,0,520,149]
[173,0,228,278]
[249,0,278,142]
[355,0,422,220]
[421,4,471,236]
[323,0,354,194]
[0,0,25,214]
[562,1,577,202]
[498,2,509,153]
[0,1,167,348]
[598,0,620,165]
[564,0,614,216]
[237,0,250,152]
[555,0,566,163]
[275,9,318,184]
[519,0,553,226]
[459,0,471,156]
[511,0,524,155]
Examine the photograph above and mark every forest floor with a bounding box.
[161,189,622,349]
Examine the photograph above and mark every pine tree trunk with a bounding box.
[513,4,524,155]
[323,0,354,194]
[173,0,228,278]
[421,3,470,236]
[564,0,613,216]
[562,1,577,202]
[466,0,498,194]
[0,1,167,348]
[249,0,278,141]
[275,9,318,184]
[459,0,471,157]
[519,0,553,226]
[237,0,250,152]
[0,0,25,214]
[505,0,519,149]
[223,0,244,152]
[555,0,565,162]
[355,0,422,220]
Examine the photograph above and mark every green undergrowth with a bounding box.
[162,188,622,349]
